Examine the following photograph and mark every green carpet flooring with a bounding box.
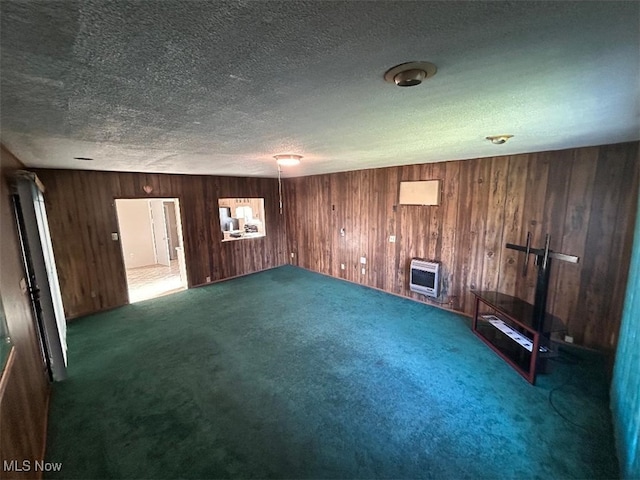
[45,266,618,479]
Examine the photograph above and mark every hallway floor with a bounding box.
[126,259,184,303]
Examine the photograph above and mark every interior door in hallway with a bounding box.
[150,200,170,267]
[164,201,179,260]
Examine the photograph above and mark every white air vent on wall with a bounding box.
[409,259,441,298]
[399,180,441,205]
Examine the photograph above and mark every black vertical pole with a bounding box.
[532,255,552,332]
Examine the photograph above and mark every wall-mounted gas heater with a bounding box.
[409,259,440,298]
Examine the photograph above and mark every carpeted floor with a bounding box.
[45,265,619,479]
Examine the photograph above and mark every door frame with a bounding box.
[12,172,67,381]
[113,196,189,303]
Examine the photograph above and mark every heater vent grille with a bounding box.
[410,259,440,298]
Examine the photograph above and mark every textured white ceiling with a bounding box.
[1,1,638,178]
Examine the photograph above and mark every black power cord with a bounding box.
[548,380,591,430]
[546,348,608,431]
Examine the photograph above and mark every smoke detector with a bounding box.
[486,135,514,145]
[384,61,437,87]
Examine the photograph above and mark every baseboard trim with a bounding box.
[290,264,468,318]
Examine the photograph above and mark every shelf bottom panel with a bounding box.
[480,314,548,353]
[475,322,535,372]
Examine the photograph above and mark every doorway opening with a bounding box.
[115,198,188,303]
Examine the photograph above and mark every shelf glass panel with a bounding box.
[473,291,565,333]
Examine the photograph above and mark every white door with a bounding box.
[163,202,179,260]
[149,200,170,266]
[14,171,67,381]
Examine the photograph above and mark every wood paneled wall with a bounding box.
[33,169,288,319]
[283,142,639,352]
[0,146,50,478]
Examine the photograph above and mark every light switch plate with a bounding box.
[389,235,396,243]
[360,257,366,264]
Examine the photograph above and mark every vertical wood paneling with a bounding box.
[427,162,445,264]
[577,147,634,347]
[501,156,528,296]
[284,142,639,352]
[34,170,287,319]
[542,151,572,318]
[357,170,370,285]
[369,168,393,290]
[295,175,331,273]
[343,172,356,282]
[383,168,400,293]
[516,153,550,304]
[283,178,298,264]
[467,159,492,308]
[450,160,472,312]
[439,161,460,304]
[481,157,508,292]
[328,173,344,279]
[553,148,598,335]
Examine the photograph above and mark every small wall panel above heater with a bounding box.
[410,259,440,298]
[399,180,441,206]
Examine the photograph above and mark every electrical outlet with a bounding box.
[290,252,295,258]
[206,276,211,283]
[361,267,366,275]
[19,278,27,294]
[389,235,396,243]
[111,232,119,241]
[360,256,366,264]
[564,335,574,343]
[340,263,345,270]
[340,228,346,237]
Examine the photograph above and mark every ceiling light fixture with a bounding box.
[384,61,437,87]
[274,154,302,166]
[486,135,514,145]
[274,154,303,215]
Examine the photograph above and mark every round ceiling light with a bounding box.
[486,135,514,145]
[384,61,437,87]
[274,154,302,166]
